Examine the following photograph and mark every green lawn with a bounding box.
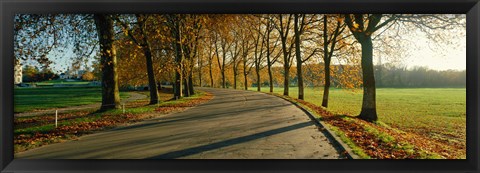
[36,79,91,85]
[14,87,127,113]
[249,87,466,145]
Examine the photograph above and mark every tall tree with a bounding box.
[253,17,267,92]
[166,14,184,99]
[344,14,395,121]
[94,14,121,110]
[294,14,319,100]
[230,36,242,89]
[274,14,296,96]
[214,31,231,88]
[265,15,282,93]
[321,15,346,107]
[205,35,216,88]
[240,32,254,90]
[179,14,204,96]
[116,14,160,104]
[344,14,465,121]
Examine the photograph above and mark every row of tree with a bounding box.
[375,65,465,88]
[22,65,96,82]
[14,14,464,121]
[195,64,465,89]
[22,65,57,82]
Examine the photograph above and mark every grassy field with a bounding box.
[14,87,127,113]
[249,87,466,155]
[37,79,91,84]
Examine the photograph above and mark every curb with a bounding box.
[271,94,361,159]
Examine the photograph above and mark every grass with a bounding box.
[14,87,128,113]
[327,125,371,159]
[36,79,91,85]
[14,114,101,135]
[249,86,466,158]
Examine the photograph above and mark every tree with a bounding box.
[229,32,242,89]
[94,14,121,110]
[166,14,185,99]
[116,14,160,104]
[214,28,232,89]
[205,34,216,88]
[273,14,296,96]
[321,14,347,107]
[343,14,465,121]
[344,14,390,121]
[82,71,95,81]
[181,14,204,96]
[264,15,282,93]
[240,30,255,91]
[293,14,319,100]
[252,17,267,92]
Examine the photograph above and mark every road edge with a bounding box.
[259,91,361,159]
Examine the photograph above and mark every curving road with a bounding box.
[16,88,344,159]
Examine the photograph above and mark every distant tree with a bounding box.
[82,71,95,81]
[22,65,39,82]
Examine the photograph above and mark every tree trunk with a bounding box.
[283,66,289,96]
[189,74,195,95]
[281,31,290,96]
[256,67,261,92]
[198,58,203,87]
[233,68,238,89]
[268,65,273,93]
[174,72,182,99]
[143,47,159,104]
[183,78,190,97]
[358,36,378,121]
[266,24,273,93]
[321,16,330,108]
[94,14,120,110]
[199,72,202,87]
[294,14,304,100]
[209,60,213,87]
[244,67,248,90]
[173,17,183,100]
[322,61,331,107]
[221,70,226,88]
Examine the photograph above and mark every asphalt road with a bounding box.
[16,88,344,159]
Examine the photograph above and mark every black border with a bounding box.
[1,0,479,172]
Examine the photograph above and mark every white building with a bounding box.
[14,59,22,84]
[59,68,86,80]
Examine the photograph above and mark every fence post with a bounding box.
[55,110,58,128]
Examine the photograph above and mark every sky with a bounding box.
[375,26,466,71]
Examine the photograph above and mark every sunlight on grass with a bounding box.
[249,87,466,148]
[14,87,128,113]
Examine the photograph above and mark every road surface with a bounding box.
[16,88,344,159]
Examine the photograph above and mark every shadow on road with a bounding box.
[112,103,290,132]
[146,121,312,159]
